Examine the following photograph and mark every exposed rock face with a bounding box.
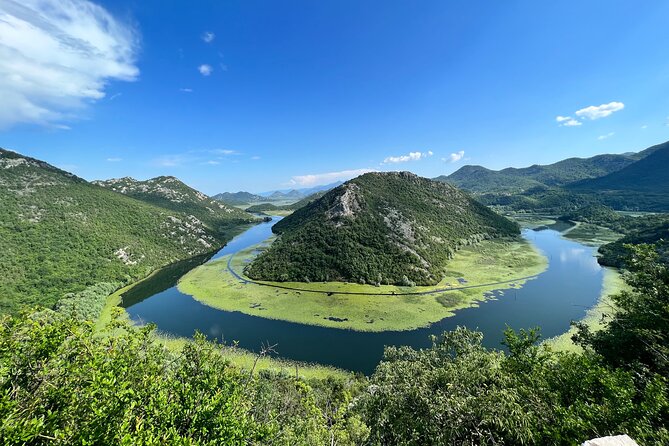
[581,435,639,446]
[325,183,361,224]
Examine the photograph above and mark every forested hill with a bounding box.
[0,148,251,314]
[437,150,644,193]
[212,191,265,205]
[568,141,669,194]
[245,171,519,286]
[94,176,254,231]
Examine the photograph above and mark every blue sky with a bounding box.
[1,0,668,194]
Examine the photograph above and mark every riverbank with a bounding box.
[545,267,628,352]
[177,235,548,332]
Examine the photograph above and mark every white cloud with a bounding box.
[641,124,648,129]
[152,155,184,167]
[289,168,375,187]
[383,150,433,164]
[251,155,261,160]
[0,0,139,129]
[204,160,220,165]
[597,132,615,140]
[209,149,237,155]
[201,31,215,43]
[198,64,213,76]
[106,157,122,162]
[443,150,465,163]
[556,116,582,127]
[179,88,193,93]
[574,101,624,120]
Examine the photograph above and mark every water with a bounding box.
[124,217,603,374]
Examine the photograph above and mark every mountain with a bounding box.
[566,141,669,211]
[0,149,251,314]
[245,171,519,286]
[213,191,265,205]
[569,141,669,194]
[438,152,641,193]
[257,181,344,199]
[245,191,328,213]
[94,176,254,231]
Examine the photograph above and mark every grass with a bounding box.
[563,222,623,247]
[544,267,629,352]
[177,236,548,332]
[156,333,352,380]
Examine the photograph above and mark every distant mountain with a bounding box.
[257,181,344,199]
[212,191,265,205]
[245,172,519,286]
[94,176,254,231]
[437,152,641,193]
[245,191,328,214]
[569,141,669,194]
[0,149,251,314]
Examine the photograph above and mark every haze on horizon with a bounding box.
[1,0,668,194]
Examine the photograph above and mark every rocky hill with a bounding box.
[245,171,519,286]
[0,148,252,314]
[94,176,254,232]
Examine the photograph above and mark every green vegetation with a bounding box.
[3,245,667,444]
[437,152,640,193]
[441,141,669,212]
[0,148,254,314]
[178,236,547,331]
[213,191,266,205]
[94,176,255,232]
[247,172,520,286]
[0,310,369,445]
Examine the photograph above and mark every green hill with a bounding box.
[245,171,519,286]
[565,142,669,211]
[212,191,265,205]
[94,176,254,231]
[0,149,253,314]
[438,152,640,193]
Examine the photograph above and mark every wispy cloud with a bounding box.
[203,160,220,165]
[289,168,375,187]
[443,150,465,163]
[152,155,185,168]
[198,64,213,76]
[0,0,139,129]
[108,93,122,101]
[597,132,615,140]
[179,88,193,93]
[251,155,261,160]
[556,116,582,127]
[106,157,122,162]
[383,150,433,164]
[201,31,215,43]
[209,149,238,156]
[641,124,648,129]
[575,101,624,120]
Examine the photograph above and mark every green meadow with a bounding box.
[177,236,548,332]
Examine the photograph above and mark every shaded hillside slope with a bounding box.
[246,172,519,285]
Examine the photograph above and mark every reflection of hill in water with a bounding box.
[121,253,214,308]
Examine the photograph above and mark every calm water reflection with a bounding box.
[125,218,603,374]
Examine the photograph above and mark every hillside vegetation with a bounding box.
[0,149,253,314]
[2,243,667,444]
[439,140,669,211]
[94,176,253,231]
[246,172,519,285]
